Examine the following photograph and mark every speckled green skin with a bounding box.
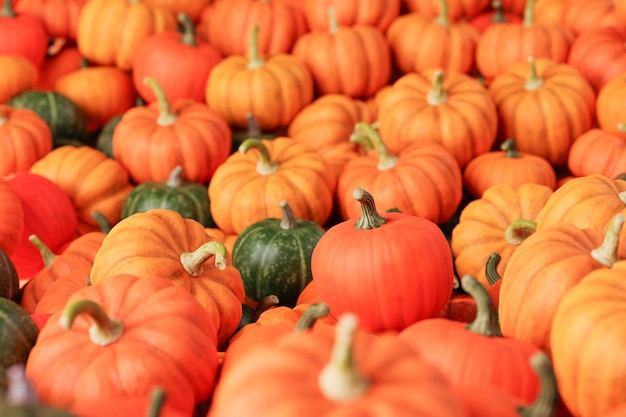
[232,218,325,307]
[95,114,122,158]
[0,298,39,370]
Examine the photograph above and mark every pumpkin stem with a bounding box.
[146,387,166,417]
[0,0,15,17]
[239,138,279,175]
[619,191,626,205]
[518,352,558,417]
[524,57,544,91]
[501,138,521,158]
[251,295,280,322]
[143,77,178,126]
[350,122,399,170]
[328,6,339,34]
[60,299,124,346]
[247,26,265,70]
[177,13,197,47]
[485,253,502,285]
[353,188,387,230]
[427,70,449,105]
[462,275,502,336]
[523,0,535,26]
[490,0,506,23]
[166,165,184,187]
[295,302,331,332]
[90,211,112,234]
[28,235,56,269]
[318,313,370,400]
[245,112,262,137]
[180,240,229,276]
[505,218,537,245]
[590,213,625,267]
[434,0,450,27]
[0,106,8,125]
[618,123,626,133]
[279,200,298,230]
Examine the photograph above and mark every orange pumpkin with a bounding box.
[303,0,401,32]
[402,0,491,20]
[0,55,38,104]
[34,45,83,91]
[596,72,626,139]
[15,0,86,40]
[0,176,24,256]
[533,0,564,25]
[568,127,626,179]
[33,265,90,315]
[560,0,619,36]
[142,0,210,21]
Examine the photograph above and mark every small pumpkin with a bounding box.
[596,72,626,139]
[303,0,400,32]
[0,297,39,372]
[403,0,491,20]
[469,0,523,33]
[568,126,626,178]
[0,55,39,104]
[0,0,47,68]
[35,45,83,91]
[14,0,86,41]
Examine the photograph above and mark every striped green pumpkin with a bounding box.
[232,200,325,307]
[0,248,19,303]
[121,165,215,228]
[0,298,39,371]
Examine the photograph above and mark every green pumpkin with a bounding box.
[232,200,325,307]
[7,91,88,144]
[0,299,39,371]
[121,165,216,228]
[0,249,20,303]
[95,114,122,159]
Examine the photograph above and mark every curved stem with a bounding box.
[28,235,56,269]
[485,253,502,285]
[279,200,298,230]
[146,387,166,417]
[180,241,228,276]
[524,57,544,91]
[328,6,339,34]
[427,70,449,105]
[523,0,536,26]
[245,112,261,137]
[143,77,177,126]
[490,0,506,23]
[177,13,196,46]
[434,0,449,27]
[519,352,558,417]
[318,313,369,400]
[501,138,521,158]
[462,275,502,336]
[247,26,265,70]
[251,295,280,322]
[59,299,124,346]
[239,138,279,175]
[350,122,398,171]
[1,0,15,17]
[353,188,387,230]
[295,302,330,332]
[91,211,112,234]
[505,219,537,245]
[590,213,624,267]
[166,165,184,187]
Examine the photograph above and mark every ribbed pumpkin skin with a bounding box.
[33,265,90,316]
[568,128,626,178]
[304,0,401,32]
[488,58,596,167]
[561,0,619,36]
[15,0,86,41]
[377,69,498,169]
[596,73,626,139]
[403,0,491,20]
[0,176,24,256]
[0,55,39,104]
[0,248,20,302]
[232,214,325,307]
[451,183,553,288]
[0,298,39,370]
[142,0,210,21]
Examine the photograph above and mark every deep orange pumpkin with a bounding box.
[34,45,83,91]
[560,0,619,36]
[596,72,626,139]
[303,0,401,32]
[14,0,86,40]
[142,0,210,21]
[0,55,38,104]
[0,176,24,256]
[403,0,491,20]
[568,127,626,179]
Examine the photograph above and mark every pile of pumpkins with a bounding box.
[1,0,626,416]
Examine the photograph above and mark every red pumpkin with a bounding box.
[0,176,24,256]
[34,45,83,91]
[14,0,86,40]
[0,0,47,67]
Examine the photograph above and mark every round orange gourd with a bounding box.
[303,0,401,32]
[596,72,626,139]
[35,46,83,91]
[403,0,491,20]
[15,0,86,41]
[0,55,38,104]
[560,0,619,37]
[568,127,626,178]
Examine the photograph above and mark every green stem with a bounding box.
[328,6,339,34]
[295,303,330,332]
[590,213,624,267]
[90,211,112,234]
[318,313,369,400]
[146,387,166,417]
[490,0,506,23]
[618,123,626,133]
[485,253,502,285]
[28,235,56,269]
[501,138,521,158]
[239,138,279,175]
[523,0,536,26]
[166,165,183,187]
[180,241,228,275]
[519,353,558,417]
[143,77,177,126]
[177,13,196,47]
[505,219,537,245]
[434,0,449,27]
[59,299,124,346]
[350,122,398,171]
[524,57,544,91]
[1,0,15,17]
[353,188,387,230]
[247,26,265,70]
[462,275,502,336]
[279,200,298,230]
[427,70,449,105]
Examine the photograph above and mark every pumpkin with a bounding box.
[205,25,314,132]
[596,72,626,139]
[209,313,468,417]
[232,200,325,307]
[0,248,20,303]
[403,0,491,20]
[291,7,392,98]
[469,0,523,33]
[208,138,336,235]
[462,138,557,199]
[142,0,210,21]
[132,12,222,104]
[94,114,122,159]
[29,145,134,235]
[7,90,88,144]
[451,182,553,288]
[386,0,481,75]
[561,0,619,36]
[533,0,564,26]
[25,273,219,414]
[377,69,498,169]
[35,46,83,91]
[88,209,246,347]
[76,0,177,70]
[0,0,47,68]
[0,105,52,177]
[487,57,596,167]
[476,0,574,81]
[114,77,231,184]
[0,55,38,104]
[303,0,401,32]
[568,127,626,179]
[336,122,463,225]
[499,213,625,355]
[550,261,626,417]
[14,0,86,41]
[32,266,90,316]
[399,275,542,403]
[0,176,24,257]
[0,298,39,371]
[311,188,454,332]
